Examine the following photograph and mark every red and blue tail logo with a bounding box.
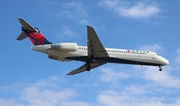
[21,27,52,45]
[27,31,52,45]
[17,18,52,45]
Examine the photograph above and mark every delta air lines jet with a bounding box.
[17,18,169,75]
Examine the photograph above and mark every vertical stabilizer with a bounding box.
[17,18,52,45]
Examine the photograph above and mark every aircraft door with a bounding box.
[152,53,156,59]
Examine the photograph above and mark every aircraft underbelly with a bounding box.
[40,49,159,66]
[65,56,160,66]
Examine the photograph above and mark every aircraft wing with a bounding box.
[67,26,109,75]
[87,26,110,58]
[67,62,105,75]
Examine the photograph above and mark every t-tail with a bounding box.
[16,18,52,45]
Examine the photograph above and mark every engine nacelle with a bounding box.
[51,43,78,52]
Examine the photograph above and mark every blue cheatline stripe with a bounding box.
[65,56,161,66]
[44,39,52,44]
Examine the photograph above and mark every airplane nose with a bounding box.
[157,55,169,66]
[162,58,169,65]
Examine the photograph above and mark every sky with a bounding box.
[0,0,180,106]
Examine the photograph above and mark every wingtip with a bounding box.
[67,71,73,75]
[87,25,92,28]
[66,73,72,76]
[66,70,77,75]
[87,26,94,30]
[18,18,23,20]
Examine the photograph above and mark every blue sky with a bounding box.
[0,0,180,106]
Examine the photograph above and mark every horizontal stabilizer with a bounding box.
[18,18,37,32]
[16,32,27,40]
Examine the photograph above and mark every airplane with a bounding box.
[16,18,169,75]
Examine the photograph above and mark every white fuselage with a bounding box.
[31,44,169,66]
[17,19,169,75]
